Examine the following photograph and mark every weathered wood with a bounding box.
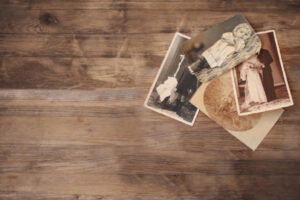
[0,55,299,89]
[0,10,299,34]
[1,141,300,174]
[0,101,299,151]
[0,0,299,199]
[1,0,299,11]
[0,32,298,88]
[1,173,299,198]
[0,31,299,58]
[0,57,155,89]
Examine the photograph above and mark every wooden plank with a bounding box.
[0,9,123,34]
[0,0,299,11]
[0,57,156,89]
[0,174,299,199]
[0,33,166,57]
[0,55,298,89]
[0,141,300,174]
[0,31,299,57]
[0,89,297,117]
[0,110,299,150]
[0,10,299,34]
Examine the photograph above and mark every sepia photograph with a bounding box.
[232,30,294,116]
[189,71,284,151]
[182,14,261,82]
[144,32,201,126]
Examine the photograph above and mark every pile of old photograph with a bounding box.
[144,14,293,150]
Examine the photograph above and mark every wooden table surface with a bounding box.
[0,0,299,199]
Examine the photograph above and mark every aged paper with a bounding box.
[232,30,293,116]
[144,33,201,126]
[190,71,283,150]
[182,14,261,82]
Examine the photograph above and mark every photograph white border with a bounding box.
[144,32,199,126]
[231,30,294,116]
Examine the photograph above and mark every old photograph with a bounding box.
[190,71,284,150]
[182,14,261,82]
[144,32,201,126]
[232,30,294,116]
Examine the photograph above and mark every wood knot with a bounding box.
[39,12,59,25]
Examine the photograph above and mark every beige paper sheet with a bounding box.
[190,71,284,150]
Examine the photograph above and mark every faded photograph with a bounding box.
[189,71,284,151]
[232,30,293,115]
[182,14,261,82]
[144,33,200,125]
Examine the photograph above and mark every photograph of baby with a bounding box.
[144,32,201,126]
[182,14,261,82]
[232,30,293,116]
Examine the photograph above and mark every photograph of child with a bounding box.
[232,30,293,116]
[144,33,200,126]
[182,14,261,82]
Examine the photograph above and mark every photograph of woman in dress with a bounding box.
[232,30,293,116]
[239,54,267,109]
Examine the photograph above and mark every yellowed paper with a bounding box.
[190,71,283,150]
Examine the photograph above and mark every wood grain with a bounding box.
[0,10,300,34]
[1,0,299,11]
[0,0,299,199]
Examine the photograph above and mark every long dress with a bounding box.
[202,32,245,68]
[240,55,267,108]
[156,55,185,102]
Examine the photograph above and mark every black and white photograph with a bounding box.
[232,30,294,116]
[182,14,261,82]
[144,32,201,125]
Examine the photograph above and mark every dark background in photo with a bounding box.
[146,34,201,123]
[182,15,254,63]
[181,15,261,82]
[233,31,292,113]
